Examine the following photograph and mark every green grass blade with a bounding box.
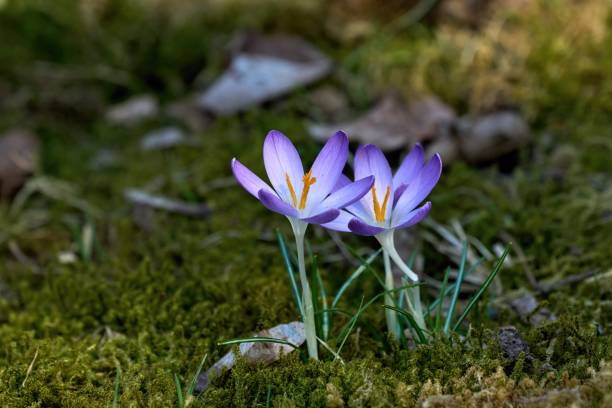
[313,262,330,340]
[316,307,354,318]
[276,230,304,319]
[452,245,510,332]
[331,249,381,309]
[112,366,121,408]
[186,353,208,398]
[266,384,272,408]
[336,297,365,355]
[174,373,185,408]
[443,241,468,335]
[218,337,299,349]
[382,305,428,344]
[427,259,483,314]
[310,255,323,340]
[345,246,386,287]
[316,336,345,365]
[434,267,451,333]
[335,283,419,354]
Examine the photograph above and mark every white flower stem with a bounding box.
[376,230,427,335]
[290,219,318,360]
[382,248,400,342]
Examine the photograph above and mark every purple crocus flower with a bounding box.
[323,143,441,337]
[323,143,442,281]
[231,130,374,227]
[231,129,374,360]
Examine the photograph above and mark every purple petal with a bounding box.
[392,154,442,221]
[345,200,375,223]
[321,210,353,232]
[325,173,375,223]
[231,158,275,198]
[257,189,298,218]
[306,131,349,206]
[263,130,304,203]
[393,144,424,192]
[392,184,408,207]
[331,174,352,193]
[355,144,393,220]
[321,176,374,210]
[392,201,432,229]
[303,209,340,224]
[348,218,386,236]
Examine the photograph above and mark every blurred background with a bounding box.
[0,0,610,405]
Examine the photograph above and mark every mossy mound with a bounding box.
[0,0,610,406]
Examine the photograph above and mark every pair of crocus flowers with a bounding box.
[231,130,442,281]
[232,130,441,358]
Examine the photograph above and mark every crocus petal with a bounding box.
[348,218,386,236]
[392,154,442,222]
[321,176,374,210]
[327,174,375,222]
[262,130,304,202]
[392,201,432,229]
[231,158,275,198]
[257,189,299,218]
[306,131,349,207]
[355,144,393,221]
[345,200,374,222]
[303,209,340,224]
[392,184,408,207]
[331,174,352,193]
[320,210,353,232]
[393,144,424,191]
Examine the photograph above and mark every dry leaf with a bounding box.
[197,33,333,116]
[309,93,455,151]
[194,321,305,393]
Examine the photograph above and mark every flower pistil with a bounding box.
[286,170,317,210]
[372,185,391,223]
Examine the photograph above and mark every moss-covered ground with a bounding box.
[0,0,611,406]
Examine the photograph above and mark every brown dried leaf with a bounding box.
[309,93,456,151]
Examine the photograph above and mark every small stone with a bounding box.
[498,326,534,370]
[458,111,530,163]
[425,135,461,165]
[140,127,198,151]
[0,128,40,199]
[58,251,77,264]
[90,148,120,170]
[509,292,557,326]
[106,95,158,125]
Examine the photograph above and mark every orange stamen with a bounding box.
[372,185,391,223]
[299,170,317,209]
[285,173,298,207]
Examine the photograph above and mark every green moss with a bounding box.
[0,0,611,405]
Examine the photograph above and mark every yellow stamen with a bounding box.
[372,185,391,223]
[299,170,317,209]
[285,173,298,207]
